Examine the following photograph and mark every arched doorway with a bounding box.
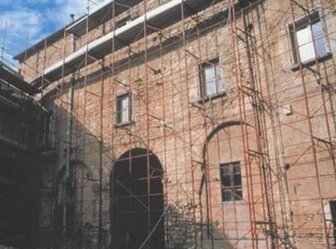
[111,148,165,249]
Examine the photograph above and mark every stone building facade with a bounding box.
[14,0,336,248]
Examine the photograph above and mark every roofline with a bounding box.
[66,0,113,32]
[14,0,145,62]
[31,0,227,88]
[13,1,113,62]
[14,27,67,62]
[0,62,39,94]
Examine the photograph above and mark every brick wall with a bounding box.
[19,0,336,248]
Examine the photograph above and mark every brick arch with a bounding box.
[110,148,165,249]
[199,121,247,240]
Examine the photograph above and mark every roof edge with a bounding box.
[13,0,117,62]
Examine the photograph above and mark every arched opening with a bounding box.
[111,148,165,249]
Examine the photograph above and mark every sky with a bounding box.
[0,0,110,65]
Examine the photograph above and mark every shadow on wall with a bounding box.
[35,101,113,249]
[35,96,238,249]
[166,202,234,249]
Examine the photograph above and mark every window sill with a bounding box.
[114,120,134,128]
[197,91,227,104]
[221,200,244,205]
[290,52,332,71]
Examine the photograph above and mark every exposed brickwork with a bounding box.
[17,0,336,248]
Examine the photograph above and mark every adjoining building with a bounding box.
[0,63,49,248]
[9,0,336,248]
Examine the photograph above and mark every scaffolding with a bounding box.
[8,0,336,248]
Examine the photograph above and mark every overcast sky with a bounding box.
[0,0,110,64]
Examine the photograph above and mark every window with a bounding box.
[200,58,224,98]
[116,93,131,124]
[220,162,242,202]
[289,12,329,64]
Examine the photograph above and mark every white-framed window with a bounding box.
[289,12,329,64]
[116,93,131,124]
[200,58,224,98]
[220,161,243,202]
